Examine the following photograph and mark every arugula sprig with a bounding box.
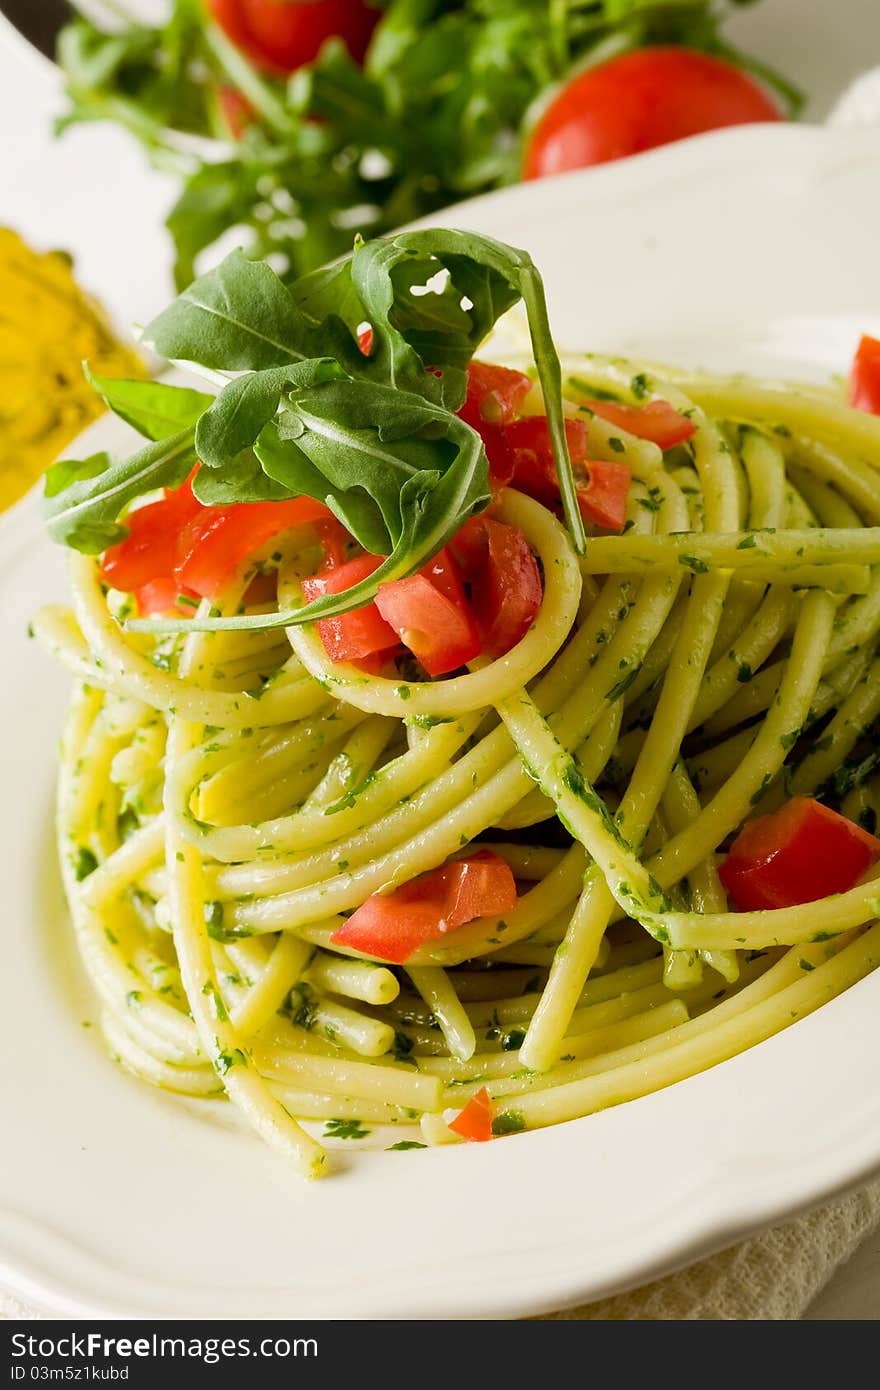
[44,228,584,633]
[57,2,799,292]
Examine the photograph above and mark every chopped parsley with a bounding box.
[324,1118,370,1140]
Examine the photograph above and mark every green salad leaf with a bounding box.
[55,1,800,293]
[44,226,582,627]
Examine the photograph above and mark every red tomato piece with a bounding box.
[375,548,481,676]
[176,495,335,598]
[719,797,880,912]
[453,517,542,657]
[357,325,374,356]
[302,552,400,664]
[330,851,517,963]
[576,459,632,532]
[133,578,199,619]
[849,335,880,415]
[457,363,534,491]
[448,1087,493,1143]
[585,398,696,449]
[502,415,589,505]
[459,362,533,431]
[524,47,781,180]
[209,0,379,75]
[217,84,256,140]
[100,477,201,591]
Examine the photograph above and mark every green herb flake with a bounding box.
[73,846,99,881]
[492,1111,526,1136]
[324,1118,370,1140]
[679,553,709,574]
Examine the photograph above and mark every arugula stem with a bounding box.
[201,21,295,137]
[519,264,587,556]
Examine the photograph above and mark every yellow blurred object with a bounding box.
[0,229,146,512]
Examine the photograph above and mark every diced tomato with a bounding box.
[302,553,400,665]
[357,325,373,356]
[176,495,336,598]
[459,362,533,432]
[375,548,480,676]
[576,459,632,532]
[217,84,255,140]
[330,850,517,964]
[132,578,199,619]
[583,397,692,450]
[584,398,696,449]
[849,335,880,415]
[100,476,201,592]
[447,1087,493,1143]
[452,517,542,657]
[502,415,589,505]
[719,797,880,911]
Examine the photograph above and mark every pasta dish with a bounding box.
[33,229,880,1176]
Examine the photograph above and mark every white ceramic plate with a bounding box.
[3,124,880,1320]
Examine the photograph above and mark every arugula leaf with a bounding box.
[84,368,214,442]
[143,249,354,372]
[45,226,585,595]
[352,228,585,547]
[194,359,345,468]
[129,377,491,633]
[44,431,197,553]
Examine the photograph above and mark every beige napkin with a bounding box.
[547,1180,880,1319]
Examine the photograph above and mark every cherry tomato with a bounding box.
[718,797,880,912]
[524,47,781,180]
[207,0,379,75]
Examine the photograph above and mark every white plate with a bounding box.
[3,124,880,1320]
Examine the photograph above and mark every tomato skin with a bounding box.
[302,553,400,664]
[133,577,200,618]
[208,0,379,75]
[100,478,201,591]
[453,516,543,658]
[719,797,880,911]
[459,362,533,432]
[586,398,696,450]
[576,459,632,532]
[375,548,481,676]
[502,416,589,505]
[524,47,782,180]
[849,335,880,414]
[330,851,517,964]
[357,325,373,356]
[448,1087,493,1143]
[176,495,335,597]
[217,84,256,140]
[104,474,339,605]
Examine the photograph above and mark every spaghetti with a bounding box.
[33,238,880,1177]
